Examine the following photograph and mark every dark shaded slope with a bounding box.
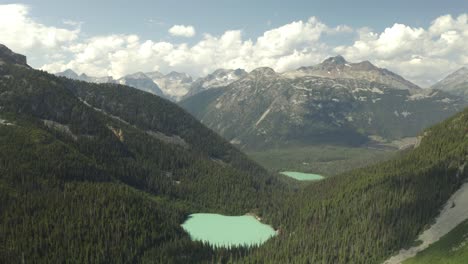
[179,86,228,120]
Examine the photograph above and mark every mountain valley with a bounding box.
[1,42,467,264]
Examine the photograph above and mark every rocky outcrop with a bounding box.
[0,44,30,68]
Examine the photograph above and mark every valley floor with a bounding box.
[247,145,395,176]
[384,181,468,264]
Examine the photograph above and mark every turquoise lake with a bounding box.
[181,213,277,248]
[280,171,325,181]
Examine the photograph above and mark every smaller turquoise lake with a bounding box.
[280,171,325,181]
[181,213,276,248]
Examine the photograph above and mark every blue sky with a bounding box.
[0,0,467,86]
[9,0,467,42]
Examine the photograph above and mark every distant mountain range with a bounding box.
[1,43,468,264]
[55,68,247,101]
[144,71,193,101]
[285,55,421,90]
[180,56,467,150]
[54,56,468,105]
[50,53,468,150]
[117,72,165,97]
[55,69,114,83]
[184,69,248,99]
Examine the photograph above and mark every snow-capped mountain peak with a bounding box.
[182,68,248,99]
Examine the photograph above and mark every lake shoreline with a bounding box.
[280,171,325,181]
[181,213,277,248]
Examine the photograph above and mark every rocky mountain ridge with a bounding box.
[54,68,246,101]
[283,55,421,90]
[181,59,467,150]
[0,44,30,68]
[431,67,468,100]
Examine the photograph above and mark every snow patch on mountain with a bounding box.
[255,108,272,127]
[146,71,193,100]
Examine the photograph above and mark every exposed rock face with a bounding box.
[118,72,164,97]
[109,126,125,142]
[56,69,80,79]
[43,120,78,140]
[184,68,247,99]
[145,71,193,101]
[55,70,166,98]
[384,182,468,264]
[181,59,466,150]
[54,68,245,102]
[55,69,116,84]
[283,56,421,90]
[432,67,468,100]
[0,44,30,67]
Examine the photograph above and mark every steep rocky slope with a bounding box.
[181,59,466,150]
[432,67,468,100]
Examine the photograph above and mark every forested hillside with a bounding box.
[0,60,284,263]
[0,45,467,263]
[243,107,468,263]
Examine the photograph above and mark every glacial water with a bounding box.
[181,213,276,247]
[280,171,324,181]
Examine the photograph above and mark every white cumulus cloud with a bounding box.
[334,14,468,86]
[0,4,79,63]
[168,25,196,37]
[41,17,333,78]
[1,4,466,87]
